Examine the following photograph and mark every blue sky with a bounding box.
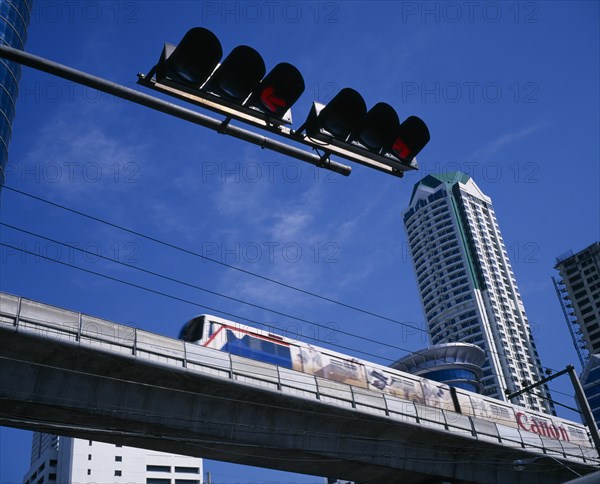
[1,1,599,482]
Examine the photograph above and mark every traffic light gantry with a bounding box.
[138,27,430,178]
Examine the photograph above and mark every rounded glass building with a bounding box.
[0,0,32,184]
[391,342,486,394]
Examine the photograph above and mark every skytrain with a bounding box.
[180,314,594,449]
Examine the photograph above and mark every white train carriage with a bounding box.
[180,314,595,452]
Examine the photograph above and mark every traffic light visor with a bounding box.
[310,88,367,140]
[162,27,222,88]
[204,45,266,102]
[350,102,400,151]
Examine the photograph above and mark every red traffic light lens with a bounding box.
[389,116,430,162]
[391,137,412,160]
[247,63,305,118]
[259,85,287,112]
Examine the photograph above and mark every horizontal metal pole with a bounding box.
[139,75,412,177]
[0,45,351,176]
[505,366,570,400]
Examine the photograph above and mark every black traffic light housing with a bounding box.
[156,27,222,88]
[302,88,367,141]
[150,27,304,126]
[140,27,431,177]
[202,45,265,101]
[350,102,399,152]
[301,88,430,165]
[387,116,431,162]
[245,63,305,119]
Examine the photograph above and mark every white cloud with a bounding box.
[469,122,548,161]
[21,103,149,203]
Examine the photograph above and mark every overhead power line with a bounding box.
[1,187,570,406]
[0,222,420,357]
[0,242,400,363]
[1,222,569,397]
[1,185,427,335]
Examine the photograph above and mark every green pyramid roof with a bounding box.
[409,171,471,205]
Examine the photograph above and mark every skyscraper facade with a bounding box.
[403,172,554,414]
[23,433,204,484]
[554,242,600,359]
[554,242,600,427]
[0,0,32,185]
[580,354,600,429]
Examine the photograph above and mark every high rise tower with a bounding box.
[0,0,32,185]
[403,172,554,414]
[554,242,600,361]
[554,242,600,427]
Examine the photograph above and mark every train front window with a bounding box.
[180,316,205,342]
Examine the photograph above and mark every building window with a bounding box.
[147,466,171,473]
[175,467,200,474]
[115,470,122,477]
[87,470,91,476]
[115,456,122,462]
[146,479,171,484]
[88,454,92,461]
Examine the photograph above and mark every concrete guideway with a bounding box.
[0,292,598,483]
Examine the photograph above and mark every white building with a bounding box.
[23,433,203,484]
[403,172,554,414]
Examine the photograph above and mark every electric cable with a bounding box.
[1,185,565,377]
[0,221,569,417]
[0,242,401,363]
[0,225,562,405]
[0,222,431,357]
[1,185,426,334]
[0,187,572,411]
[0,235,523,403]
